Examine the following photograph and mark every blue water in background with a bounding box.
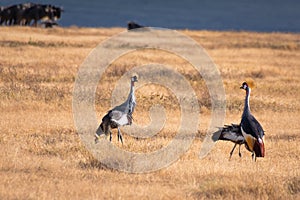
[1,0,300,32]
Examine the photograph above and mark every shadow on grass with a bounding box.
[78,159,114,171]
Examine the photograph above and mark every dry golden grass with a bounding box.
[0,26,299,199]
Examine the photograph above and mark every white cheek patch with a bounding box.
[258,138,263,143]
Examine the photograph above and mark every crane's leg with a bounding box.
[109,130,112,142]
[252,152,257,162]
[117,127,123,144]
[229,143,237,160]
[238,144,242,157]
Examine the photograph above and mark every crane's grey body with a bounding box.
[95,75,138,144]
[217,82,265,161]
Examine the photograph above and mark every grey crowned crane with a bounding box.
[240,82,265,160]
[217,82,265,161]
[95,75,138,144]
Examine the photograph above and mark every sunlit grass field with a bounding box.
[0,27,299,199]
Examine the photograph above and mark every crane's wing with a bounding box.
[241,114,265,139]
[109,110,123,120]
[109,110,130,126]
[218,124,245,144]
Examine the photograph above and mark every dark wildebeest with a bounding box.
[0,6,5,24]
[0,3,36,25]
[23,4,54,26]
[0,5,13,25]
[51,6,63,21]
[12,3,36,25]
[127,21,144,30]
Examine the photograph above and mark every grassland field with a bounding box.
[0,26,299,199]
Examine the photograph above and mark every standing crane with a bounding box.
[95,75,138,144]
[217,82,265,161]
[240,82,265,160]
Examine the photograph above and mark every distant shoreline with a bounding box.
[1,25,299,34]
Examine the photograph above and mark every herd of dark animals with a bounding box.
[0,2,63,28]
[0,2,140,30]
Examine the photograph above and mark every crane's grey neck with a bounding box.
[129,81,135,95]
[243,87,251,115]
[131,80,135,87]
[126,80,136,114]
[126,80,135,103]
